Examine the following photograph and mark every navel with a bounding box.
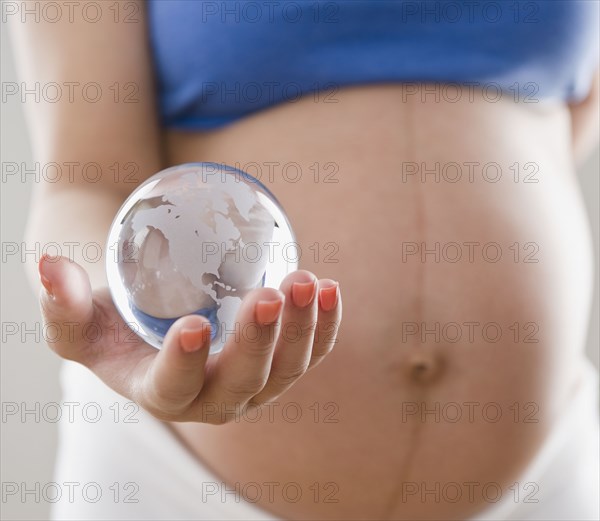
[407,350,444,385]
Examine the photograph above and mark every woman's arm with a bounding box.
[569,70,600,167]
[9,0,163,288]
[9,1,341,424]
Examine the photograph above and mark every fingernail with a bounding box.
[180,325,211,353]
[292,280,316,308]
[40,253,59,263]
[255,297,284,326]
[38,256,54,297]
[40,275,53,296]
[319,282,339,312]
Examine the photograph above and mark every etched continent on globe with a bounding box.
[106,163,297,353]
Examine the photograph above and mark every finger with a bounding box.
[139,315,212,419]
[199,288,284,413]
[38,254,95,362]
[308,279,341,369]
[252,270,318,403]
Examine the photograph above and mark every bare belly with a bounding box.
[164,85,593,520]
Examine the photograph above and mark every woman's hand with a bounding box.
[38,255,341,424]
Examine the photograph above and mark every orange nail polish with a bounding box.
[180,325,210,353]
[40,274,53,296]
[255,298,284,325]
[38,256,54,296]
[319,283,339,312]
[292,280,316,308]
[40,253,59,263]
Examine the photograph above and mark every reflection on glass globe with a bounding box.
[106,163,298,353]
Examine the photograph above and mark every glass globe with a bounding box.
[106,163,298,353]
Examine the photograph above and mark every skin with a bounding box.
[10,2,599,520]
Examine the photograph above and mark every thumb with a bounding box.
[38,254,95,360]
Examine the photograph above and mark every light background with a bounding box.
[1,25,598,521]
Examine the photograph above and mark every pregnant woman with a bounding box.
[12,1,599,519]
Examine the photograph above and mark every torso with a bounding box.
[164,85,592,520]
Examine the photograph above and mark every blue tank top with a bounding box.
[147,0,599,129]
